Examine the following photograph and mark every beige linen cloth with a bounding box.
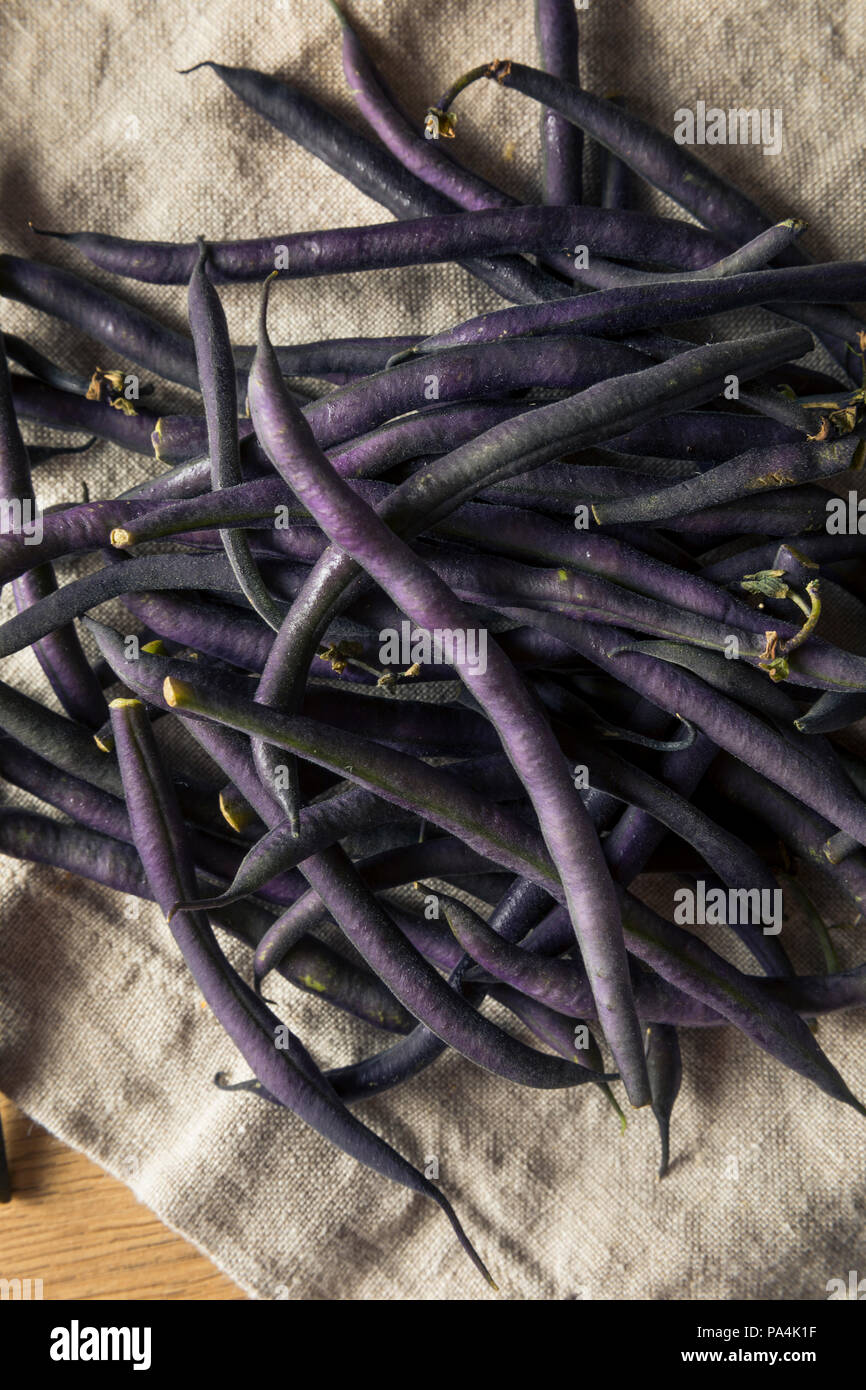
[0,0,865,1301]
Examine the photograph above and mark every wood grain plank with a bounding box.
[0,1094,247,1300]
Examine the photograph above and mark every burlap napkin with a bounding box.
[0,0,864,1300]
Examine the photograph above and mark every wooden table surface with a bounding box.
[0,1094,247,1300]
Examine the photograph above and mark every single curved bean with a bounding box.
[607,645,856,808]
[0,804,150,895]
[121,590,275,673]
[355,836,510,896]
[327,399,529,477]
[10,374,158,453]
[254,891,330,970]
[0,733,130,837]
[610,641,834,746]
[592,433,858,526]
[411,261,866,355]
[645,1023,682,1178]
[188,239,283,631]
[3,332,92,395]
[796,690,866,735]
[40,206,734,286]
[635,485,832,539]
[533,679,696,753]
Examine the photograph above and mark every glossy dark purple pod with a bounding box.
[299,332,654,452]
[332,0,511,212]
[592,433,859,526]
[188,239,283,631]
[44,202,736,285]
[645,1023,682,1178]
[413,260,866,355]
[0,255,207,392]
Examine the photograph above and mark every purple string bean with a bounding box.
[188,239,283,631]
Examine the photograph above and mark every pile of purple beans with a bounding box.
[1,0,865,1284]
